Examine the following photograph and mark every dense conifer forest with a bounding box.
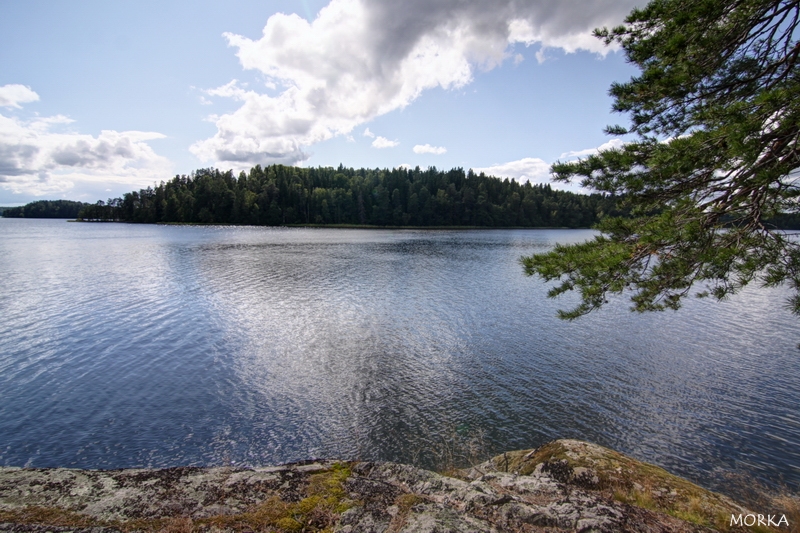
[2,200,87,219]
[75,165,623,227]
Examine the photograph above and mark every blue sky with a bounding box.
[0,0,642,205]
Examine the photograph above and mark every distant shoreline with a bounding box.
[69,219,590,230]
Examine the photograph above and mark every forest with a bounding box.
[2,200,88,219]
[74,165,624,227]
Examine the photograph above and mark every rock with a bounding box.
[0,441,759,532]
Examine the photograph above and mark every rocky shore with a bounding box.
[0,440,778,532]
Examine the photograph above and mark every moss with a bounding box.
[201,463,357,532]
[385,493,426,533]
[489,442,574,476]
[672,508,707,526]
[0,507,194,533]
[275,516,303,531]
[1,463,359,533]
[0,506,99,529]
[486,440,783,532]
[396,493,424,511]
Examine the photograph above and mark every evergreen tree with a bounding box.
[2,200,87,218]
[74,164,625,229]
[523,0,800,318]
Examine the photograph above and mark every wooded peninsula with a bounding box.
[2,200,87,219]
[73,165,624,227]
[5,165,799,230]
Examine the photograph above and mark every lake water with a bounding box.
[0,218,798,495]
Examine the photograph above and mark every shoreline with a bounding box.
[67,219,590,230]
[1,440,786,533]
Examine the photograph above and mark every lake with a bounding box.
[0,218,798,495]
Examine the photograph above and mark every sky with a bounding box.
[0,0,644,205]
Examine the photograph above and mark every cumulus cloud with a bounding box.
[559,138,624,159]
[0,98,170,197]
[0,84,40,108]
[475,137,630,192]
[472,157,586,193]
[372,136,398,148]
[192,0,639,166]
[363,127,375,138]
[413,144,447,155]
[472,157,551,185]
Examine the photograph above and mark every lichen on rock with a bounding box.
[0,440,777,532]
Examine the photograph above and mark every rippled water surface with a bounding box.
[1,219,798,492]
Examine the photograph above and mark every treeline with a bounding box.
[764,213,800,230]
[77,165,623,228]
[2,200,87,219]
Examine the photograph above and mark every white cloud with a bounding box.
[0,97,170,198]
[472,157,551,185]
[413,144,447,155]
[205,79,248,99]
[372,136,398,148]
[472,157,586,193]
[192,0,639,166]
[363,127,375,138]
[559,138,624,159]
[475,137,629,192]
[0,84,40,108]
[535,48,548,64]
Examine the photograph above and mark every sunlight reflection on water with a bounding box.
[0,219,797,493]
